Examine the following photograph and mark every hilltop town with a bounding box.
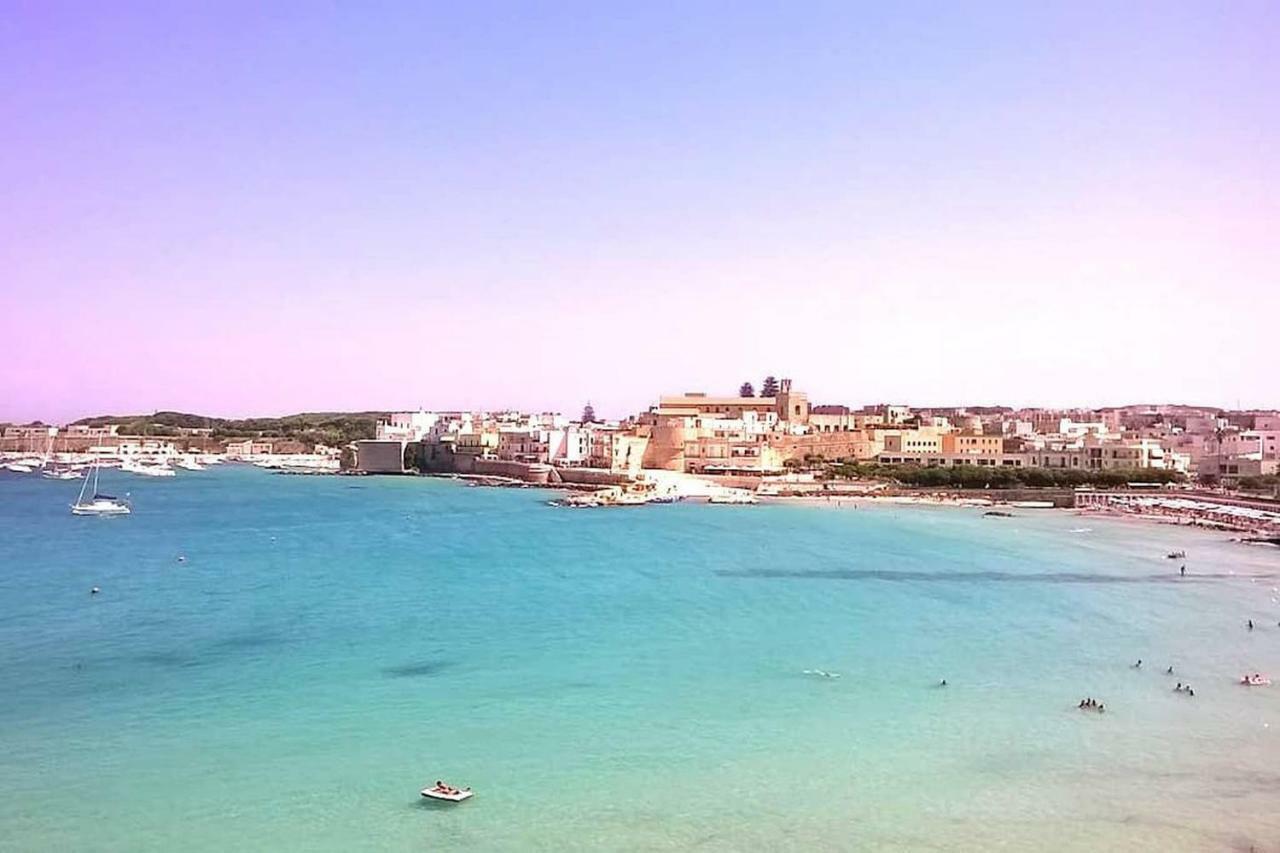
[353,377,1278,489]
[4,379,1279,531]
[6,379,1278,490]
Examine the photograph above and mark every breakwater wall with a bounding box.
[414,445,631,488]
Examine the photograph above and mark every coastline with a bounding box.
[424,466,1280,542]
[752,488,1280,543]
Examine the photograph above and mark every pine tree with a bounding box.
[760,376,779,397]
[739,382,755,397]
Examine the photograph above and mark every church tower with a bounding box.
[775,378,810,424]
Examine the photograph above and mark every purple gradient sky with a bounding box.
[2,2,1278,423]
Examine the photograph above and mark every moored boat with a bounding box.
[70,460,131,516]
[122,459,176,477]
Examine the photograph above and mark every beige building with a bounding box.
[809,406,879,434]
[865,404,913,425]
[656,378,809,425]
[587,430,649,475]
[3,425,58,440]
[942,432,1003,456]
[1198,454,1279,484]
[877,451,1021,468]
[453,430,499,456]
[643,379,875,472]
[225,439,280,458]
[1022,438,1184,472]
[882,428,944,455]
[682,435,783,474]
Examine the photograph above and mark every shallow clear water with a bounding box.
[1,467,1279,851]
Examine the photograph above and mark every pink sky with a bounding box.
[2,3,1278,423]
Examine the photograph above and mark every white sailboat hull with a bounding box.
[71,459,131,516]
[71,500,132,516]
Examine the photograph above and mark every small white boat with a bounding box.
[43,468,83,480]
[420,784,473,802]
[3,462,35,473]
[71,460,131,516]
[709,491,758,505]
[175,457,205,471]
[123,460,176,477]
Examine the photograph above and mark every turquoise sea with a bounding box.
[2,467,1279,852]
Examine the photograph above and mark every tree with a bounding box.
[739,382,755,397]
[581,402,597,423]
[760,376,779,397]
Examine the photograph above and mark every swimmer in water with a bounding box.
[90,587,100,595]
[940,679,947,687]
[1175,682,1183,692]
[1248,620,1254,630]
[1134,659,1142,669]
[1180,565,1185,576]
[1166,666,1174,675]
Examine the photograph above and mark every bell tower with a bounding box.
[775,379,810,424]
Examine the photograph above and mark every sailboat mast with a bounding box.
[76,461,92,505]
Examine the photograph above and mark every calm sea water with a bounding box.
[2,467,1279,852]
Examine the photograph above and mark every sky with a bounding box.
[2,2,1278,423]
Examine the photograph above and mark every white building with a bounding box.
[376,411,441,442]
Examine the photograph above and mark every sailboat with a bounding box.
[70,460,131,516]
